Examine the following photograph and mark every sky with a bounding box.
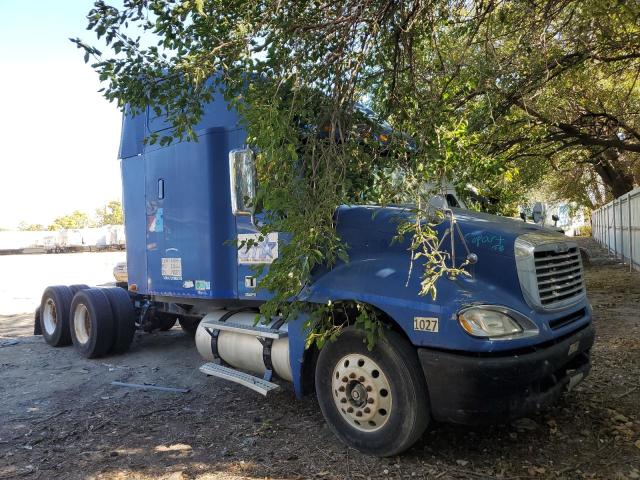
[0,1,123,229]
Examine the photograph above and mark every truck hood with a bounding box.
[335,205,565,257]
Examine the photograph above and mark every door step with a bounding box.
[203,320,287,339]
[199,362,280,396]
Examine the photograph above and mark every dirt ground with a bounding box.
[1,238,639,480]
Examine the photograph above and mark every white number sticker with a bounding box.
[414,317,439,333]
[161,257,182,280]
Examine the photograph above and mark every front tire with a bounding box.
[315,327,430,456]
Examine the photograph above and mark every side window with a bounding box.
[445,194,461,208]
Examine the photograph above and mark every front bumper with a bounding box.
[418,323,595,425]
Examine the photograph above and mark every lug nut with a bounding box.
[347,407,354,413]
[342,377,348,383]
[358,376,365,382]
[367,398,374,404]
[364,407,371,414]
[340,398,347,404]
[356,411,362,417]
[338,386,345,392]
[365,385,372,392]
[349,372,356,379]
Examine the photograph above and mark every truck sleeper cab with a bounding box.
[36,89,594,457]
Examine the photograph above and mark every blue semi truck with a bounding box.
[37,89,594,456]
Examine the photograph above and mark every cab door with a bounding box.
[229,148,278,301]
[235,215,278,300]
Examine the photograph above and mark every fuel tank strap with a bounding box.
[205,308,258,366]
[259,317,285,382]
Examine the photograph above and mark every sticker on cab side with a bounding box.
[161,257,182,280]
[237,232,279,265]
[414,316,439,333]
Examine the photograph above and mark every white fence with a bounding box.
[592,187,640,272]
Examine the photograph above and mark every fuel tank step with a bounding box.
[199,362,280,396]
[203,320,288,339]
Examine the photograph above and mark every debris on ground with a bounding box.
[111,381,190,394]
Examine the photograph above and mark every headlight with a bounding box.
[458,306,538,340]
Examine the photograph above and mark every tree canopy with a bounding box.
[73,0,639,342]
[17,201,124,232]
[96,200,124,226]
[18,222,46,232]
[48,211,93,231]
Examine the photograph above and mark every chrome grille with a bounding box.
[515,233,586,311]
[534,246,584,307]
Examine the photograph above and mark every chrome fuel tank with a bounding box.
[195,310,292,382]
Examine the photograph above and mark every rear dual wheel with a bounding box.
[38,285,90,342]
[69,288,136,358]
[70,289,115,358]
[178,317,200,336]
[69,284,90,295]
[40,286,74,347]
[103,287,136,353]
[315,327,430,457]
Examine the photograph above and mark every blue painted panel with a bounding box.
[119,106,145,159]
[121,157,147,289]
[143,128,242,299]
[287,312,310,399]
[119,87,248,301]
[301,205,591,354]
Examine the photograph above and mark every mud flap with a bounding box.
[34,307,42,336]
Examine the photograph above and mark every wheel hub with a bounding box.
[73,303,91,345]
[42,299,57,335]
[348,382,367,407]
[332,353,393,432]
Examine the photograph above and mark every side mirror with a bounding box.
[552,214,559,222]
[520,211,526,222]
[229,148,256,216]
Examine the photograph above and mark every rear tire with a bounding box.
[40,286,74,347]
[315,327,430,457]
[69,284,90,295]
[69,288,115,358]
[159,313,176,331]
[179,317,200,337]
[102,287,136,353]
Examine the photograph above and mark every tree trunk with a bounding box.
[592,149,635,199]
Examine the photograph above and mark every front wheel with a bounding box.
[315,327,430,456]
